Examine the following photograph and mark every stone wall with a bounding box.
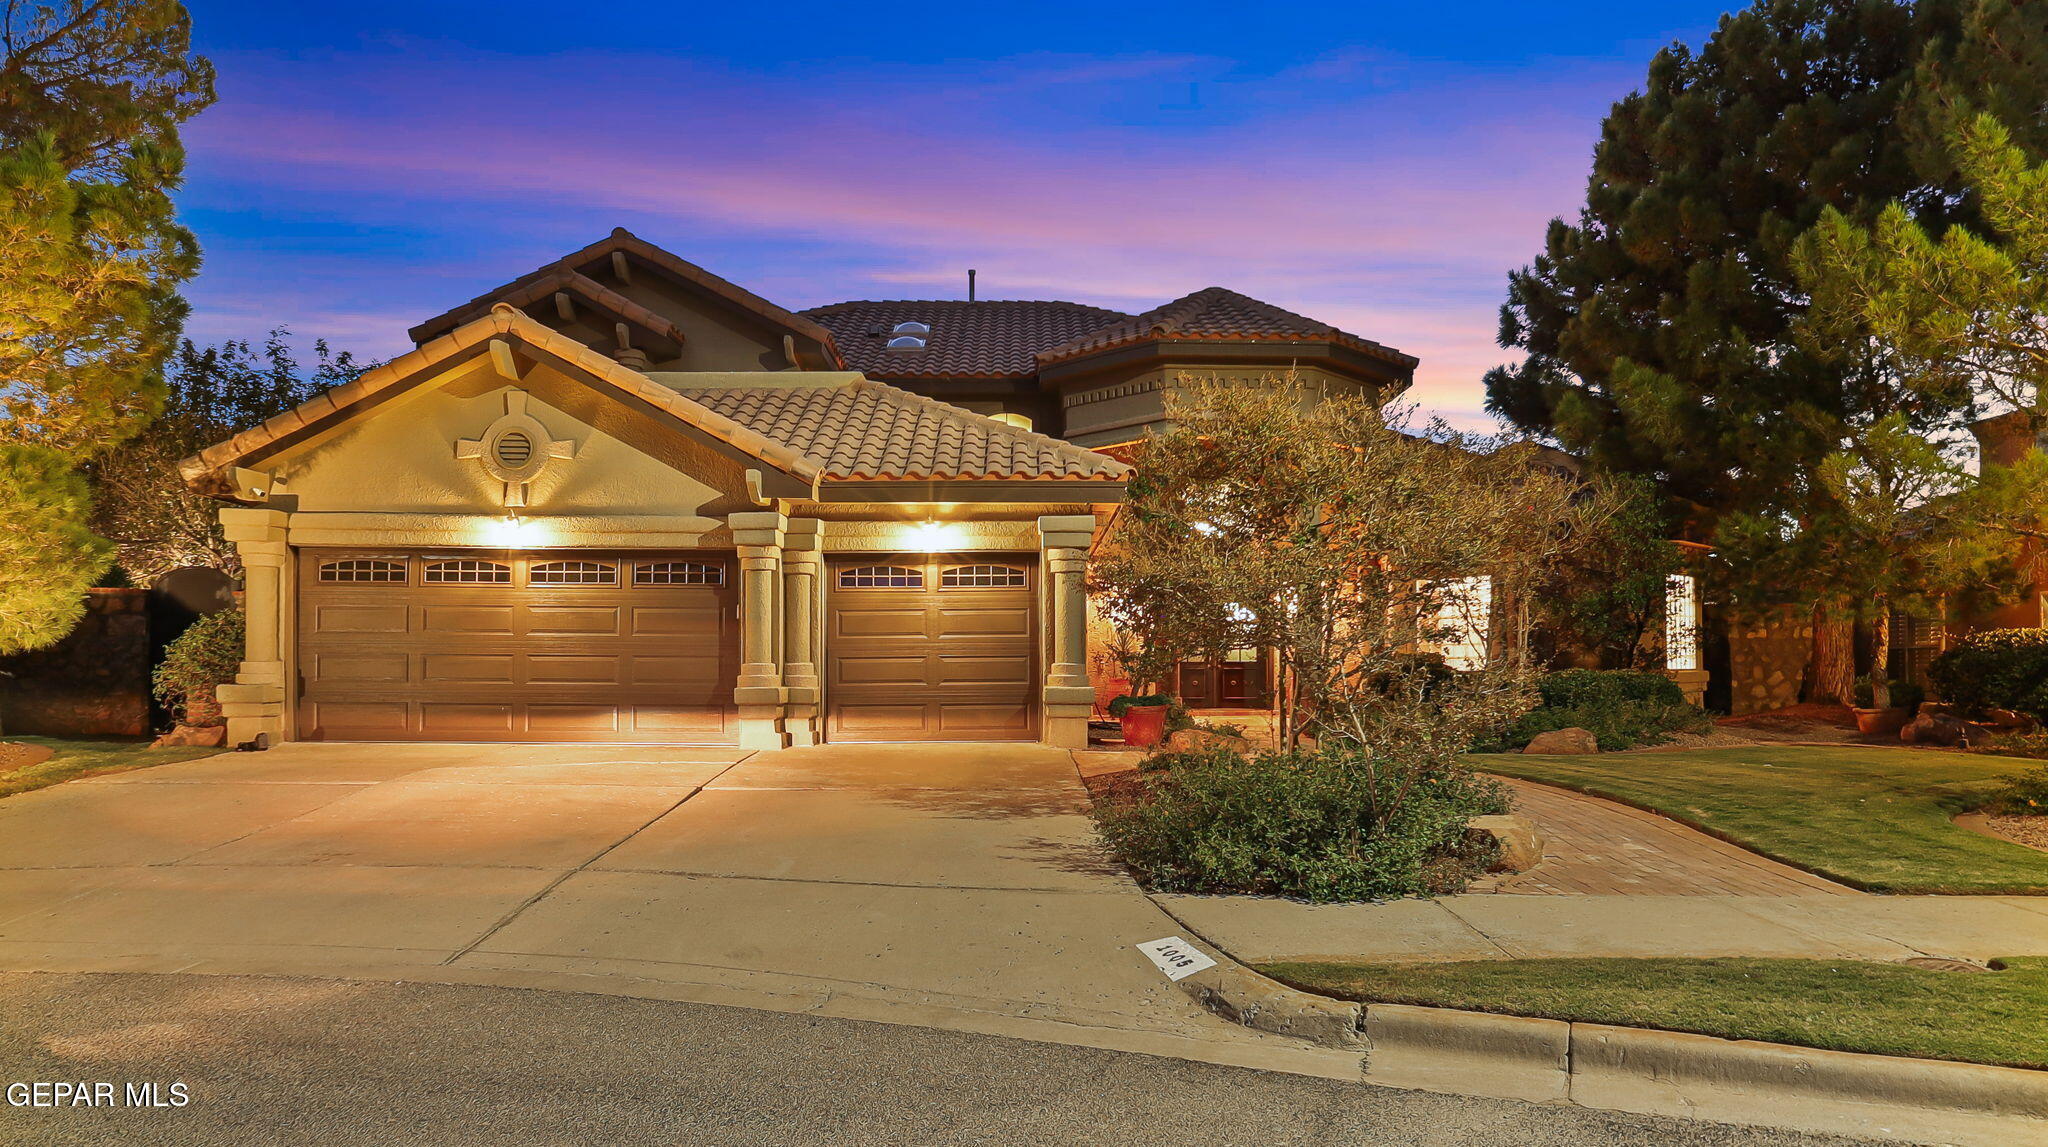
[0,589,153,737]
[1728,607,1813,716]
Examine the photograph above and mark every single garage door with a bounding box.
[296,551,739,742]
[825,555,1038,742]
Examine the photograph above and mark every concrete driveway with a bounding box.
[0,742,1340,1077]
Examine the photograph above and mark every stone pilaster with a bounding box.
[216,508,290,746]
[730,510,789,750]
[1037,514,1097,748]
[780,518,824,747]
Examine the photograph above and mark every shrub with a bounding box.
[1107,693,1171,717]
[153,610,243,727]
[1852,677,1925,712]
[1092,744,1510,902]
[1991,764,2048,817]
[1930,630,2048,721]
[1479,668,1710,752]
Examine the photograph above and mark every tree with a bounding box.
[0,442,111,655]
[1483,0,2048,702]
[0,1,211,652]
[1532,473,1684,670]
[91,331,374,583]
[1096,377,1602,752]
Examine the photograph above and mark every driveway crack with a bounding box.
[437,752,757,966]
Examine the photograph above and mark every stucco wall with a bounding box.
[262,361,735,519]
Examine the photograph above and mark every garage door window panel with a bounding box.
[530,560,618,586]
[839,565,923,589]
[318,558,407,584]
[424,559,511,584]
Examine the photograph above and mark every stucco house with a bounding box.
[182,230,1414,751]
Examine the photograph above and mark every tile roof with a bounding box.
[802,299,1133,379]
[672,379,1131,482]
[1038,286,1417,367]
[181,306,1129,493]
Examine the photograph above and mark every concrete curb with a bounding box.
[1165,935,2048,1145]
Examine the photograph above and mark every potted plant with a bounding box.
[1108,694,1174,748]
[1850,676,1911,737]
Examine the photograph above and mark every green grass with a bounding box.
[1263,956,2048,1069]
[0,736,222,800]
[1479,745,2048,894]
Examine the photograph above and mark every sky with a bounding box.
[178,1,1740,425]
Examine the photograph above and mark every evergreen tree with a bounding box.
[1483,0,2048,701]
[0,0,211,652]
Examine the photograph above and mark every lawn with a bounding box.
[0,736,223,800]
[1480,744,2048,894]
[1263,956,2048,1069]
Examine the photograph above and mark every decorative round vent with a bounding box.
[493,430,534,468]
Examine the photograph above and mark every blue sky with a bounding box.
[178,1,1738,422]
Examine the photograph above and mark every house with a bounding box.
[182,229,1414,750]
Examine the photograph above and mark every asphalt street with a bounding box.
[0,972,1878,1147]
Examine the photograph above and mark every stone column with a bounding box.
[216,507,290,746]
[730,510,789,750]
[781,518,824,747]
[1037,515,1097,748]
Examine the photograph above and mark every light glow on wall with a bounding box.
[1666,575,1700,671]
[487,515,532,547]
[905,519,964,552]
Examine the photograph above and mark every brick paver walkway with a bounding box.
[1468,777,1857,897]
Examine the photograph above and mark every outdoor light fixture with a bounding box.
[490,514,528,547]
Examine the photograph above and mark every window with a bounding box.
[318,559,405,584]
[839,565,923,589]
[1665,575,1700,672]
[1429,576,1493,672]
[989,412,1033,431]
[423,559,511,584]
[530,560,617,586]
[940,564,1026,588]
[634,561,724,586]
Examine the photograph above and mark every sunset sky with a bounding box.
[179,1,1736,424]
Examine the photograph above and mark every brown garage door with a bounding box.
[296,551,739,742]
[825,555,1038,742]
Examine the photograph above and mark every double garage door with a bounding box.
[297,551,740,742]
[297,550,1039,744]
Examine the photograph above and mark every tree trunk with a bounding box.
[1812,598,1856,705]
[1871,600,1892,710]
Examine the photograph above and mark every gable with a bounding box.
[407,229,843,373]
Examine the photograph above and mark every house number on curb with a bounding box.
[1137,937,1216,982]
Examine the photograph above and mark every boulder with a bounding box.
[1155,727,1253,756]
[1468,814,1546,873]
[1900,711,1972,747]
[1522,727,1599,755]
[151,724,226,749]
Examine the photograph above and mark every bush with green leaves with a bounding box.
[1852,676,1925,713]
[1929,630,2048,722]
[1092,744,1510,902]
[1991,765,2048,817]
[152,609,243,727]
[1481,668,1711,752]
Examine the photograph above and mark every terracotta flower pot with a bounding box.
[1853,707,1908,736]
[1119,705,1170,748]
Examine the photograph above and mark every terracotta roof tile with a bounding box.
[1037,286,1417,367]
[802,299,1133,379]
[673,380,1130,482]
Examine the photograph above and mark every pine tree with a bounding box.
[1483,0,2048,700]
[0,1,211,652]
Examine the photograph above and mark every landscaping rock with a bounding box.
[151,724,226,749]
[1900,712,1972,747]
[1523,727,1599,754]
[1468,814,1546,873]
[1155,727,1253,756]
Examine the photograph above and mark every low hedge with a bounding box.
[1092,744,1509,902]
[1929,629,2048,722]
[1483,668,1711,753]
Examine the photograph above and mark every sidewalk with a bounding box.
[1157,892,2048,963]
